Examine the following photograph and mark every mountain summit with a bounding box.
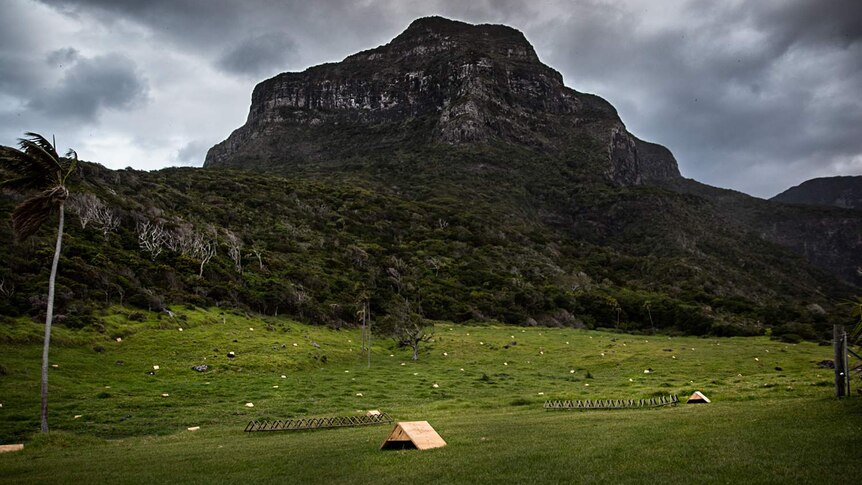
[204,16,680,184]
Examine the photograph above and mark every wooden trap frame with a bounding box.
[544,394,679,410]
[245,412,393,432]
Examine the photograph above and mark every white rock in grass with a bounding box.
[345,370,350,373]
[600,353,605,357]
[161,393,169,397]
[245,402,254,408]
[389,354,394,357]
[249,328,254,331]
[281,375,286,379]
[116,337,122,342]
[413,373,418,376]
[432,384,439,388]
[356,393,363,397]
[74,415,82,419]
[566,341,569,345]
[503,362,508,366]
[537,392,544,395]
[479,341,484,345]
[401,363,406,366]
[570,370,575,374]
[293,343,298,347]
[443,352,448,356]
[540,351,544,355]
[178,328,183,332]
[629,379,634,382]
[153,365,160,370]
[584,383,590,387]
[755,358,759,362]
[272,385,279,389]
[51,364,59,368]
[460,368,465,372]
[672,356,676,359]
[643,369,651,374]
[187,426,200,432]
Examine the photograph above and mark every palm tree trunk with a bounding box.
[41,202,64,433]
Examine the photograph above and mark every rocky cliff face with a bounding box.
[205,16,679,186]
[771,176,862,210]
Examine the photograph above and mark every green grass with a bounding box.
[1,308,860,483]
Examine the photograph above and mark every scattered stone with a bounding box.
[643,369,653,374]
[227,352,236,359]
[161,393,169,397]
[754,358,759,362]
[460,368,465,372]
[187,426,200,431]
[178,328,183,332]
[503,362,508,366]
[153,365,160,370]
[401,363,406,366]
[192,364,209,373]
[345,370,350,373]
[281,375,286,378]
[115,360,125,366]
[116,337,122,343]
[233,339,238,343]
[93,346,105,353]
[366,410,381,416]
[432,384,439,388]
[245,402,254,407]
[293,343,298,347]
[774,367,783,371]
[273,385,279,388]
[570,370,575,374]
[311,341,320,348]
[537,392,544,395]
[443,352,448,356]
[663,349,673,352]
[51,364,59,368]
[74,415,82,419]
[249,328,254,331]
[146,370,155,375]
[356,393,363,397]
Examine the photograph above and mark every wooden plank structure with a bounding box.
[380,421,447,450]
[687,391,710,404]
[544,394,679,410]
[244,412,392,432]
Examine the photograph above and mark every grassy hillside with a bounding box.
[0,308,859,483]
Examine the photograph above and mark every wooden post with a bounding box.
[834,325,846,398]
[367,300,371,369]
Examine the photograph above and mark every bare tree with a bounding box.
[136,219,167,260]
[0,278,14,299]
[224,229,243,274]
[68,192,120,238]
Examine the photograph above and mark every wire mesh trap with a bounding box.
[544,394,679,410]
[244,412,393,432]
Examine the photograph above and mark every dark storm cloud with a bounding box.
[29,52,149,121]
[217,32,298,78]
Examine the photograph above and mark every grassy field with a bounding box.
[1,307,860,483]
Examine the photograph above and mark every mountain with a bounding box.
[204,16,679,186]
[771,176,862,210]
[2,17,860,340]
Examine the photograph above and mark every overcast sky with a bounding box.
[1,0,859,198]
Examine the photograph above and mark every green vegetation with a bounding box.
[0,308,859,482]
[1,155,855,340]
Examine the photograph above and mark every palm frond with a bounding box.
[11,192,56,241]
[21,132,59,163]
[18,138,63,174]
[0,146,53,191]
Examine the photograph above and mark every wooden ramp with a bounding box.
[380,421,446,450]
[687,391,711,403]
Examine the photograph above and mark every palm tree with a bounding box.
[0,132,78,433]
